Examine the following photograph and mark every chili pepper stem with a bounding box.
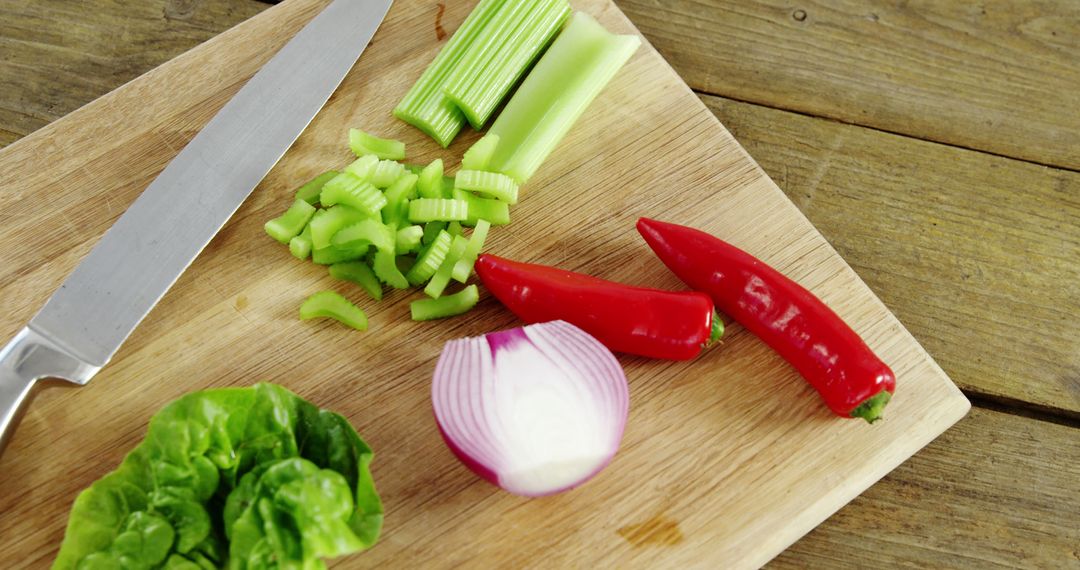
[850,391,892,423]
[707,311,724,345]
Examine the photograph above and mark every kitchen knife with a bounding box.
[0,0,394,453]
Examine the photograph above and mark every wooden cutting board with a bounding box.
[0,0,970,567]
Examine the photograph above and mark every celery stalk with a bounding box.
[459,134,500,171]
[410,285,479,321]
[393,0,508,147]
[329,261,383,301]
[300,291,368,331]
[487,13,640,183]
[424,235,469,298]
[454,170,519,204]
[294,171,339,205]
[349,129,406,160]
[417,159,446,199]
[265,199,317,244]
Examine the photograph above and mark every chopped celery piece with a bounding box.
[408,198,469,223]
[299,291,368,331]
[371,159,406,188]
[411,284,479,321]
[394,0,507,146]
[381,173,419,226]
[395,225,424,253]
[320,173,386,214]
[349,128,406,160]
[309,205,370,250]
[344,154,379,180]
[459,134,501,171]
[289,224,314,260]
[312,244,367,265]
[329,261,383,301]
[265,199,317,244]
[424,235,469,298]
[405,230,452,286]
[454,170,519,204]
[451,219,490,282]
[446,221,463,237]
[373,250,409,289]
[331,219,393,252]
[444,0,570,128]
[396,255,416,274]
[487,13,640,183]
[417,159,445,199]
[421,221,447,245]
[452,189,510,226]
[294,171,340,205]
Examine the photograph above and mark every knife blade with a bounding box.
[0,0,394,452]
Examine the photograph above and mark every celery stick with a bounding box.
[454,170,519,204]
[300,291,368,331]
[424,235,469,298]
[411,285,479,321]
[265,199,317,244]
[446,221,463,237]
[349,128,406,160]
[487,13,640,183]
[417,159,445,199]
[405,230,452,286]
[320,173,386,214]
[422,221,447,245]
[289,224,314,260]
[309,205,370,250]
[371,160,406,188]
[445,0,570,128]
[395,225,424,253]
[459,134,500,171]
[382,173,419,226]
[408,198,469,223]
[452,189,510,226]
[329,261,383,301]
[312,244,367,265]
[373,250,409,289]
[344,155,379,180]
[451,219,490,282]
[331,219,394,253]
[294,171,340,205]
[394,0,508,147]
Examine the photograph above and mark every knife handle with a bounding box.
[0,327,100,455]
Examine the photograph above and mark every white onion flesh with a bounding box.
[432,320,629,497]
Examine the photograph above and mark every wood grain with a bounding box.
[772,407,1080,568]
[616,0,1080,171]
[0,0,266,148]
[699,95,1080,418]
[0,0,969,568]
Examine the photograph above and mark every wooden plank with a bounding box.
[615,0,1080,170]
[700,94,1080,418]
[0,0,266,148]
[772,408,1080,568]
[0,0,969,568]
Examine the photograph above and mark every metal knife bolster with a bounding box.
[0,328,100,448]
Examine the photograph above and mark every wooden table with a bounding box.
[1,1,1076,567]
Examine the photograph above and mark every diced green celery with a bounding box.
[424,235,469,298]
[454,170,519,204]
[451,219,490,282]
[265,199,317,244]
[422,221,447,245]
[405,230,452,286]
[344,154,379,180]
[299,291,368,331]
[320,172,386,214]
[394,0,508,146]
[417,159,445,199]
[396,255,416,274]
[349,128,406,160]
[289,224,314,260]
[312,244,368,265]
[294,171,340,205]
[395,225,424,253]
[487,13,640,183]
[309,205,370,250]
[381,173,419,226]
[371,160,406,188]
[329,261,383,301]
[408,198,469,223]
[452,189,510,226]
[373,250,409,289]
[446,221,463,237]
[459,134,501,171]
[411,284,479,321]
[444,0,570,128]
[331,219,393,252]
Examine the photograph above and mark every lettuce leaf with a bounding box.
[53,383,381,569]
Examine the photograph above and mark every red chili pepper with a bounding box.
[636,218,896,422]
[475,254,720,360]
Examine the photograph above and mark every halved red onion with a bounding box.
[432,320,630,497]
